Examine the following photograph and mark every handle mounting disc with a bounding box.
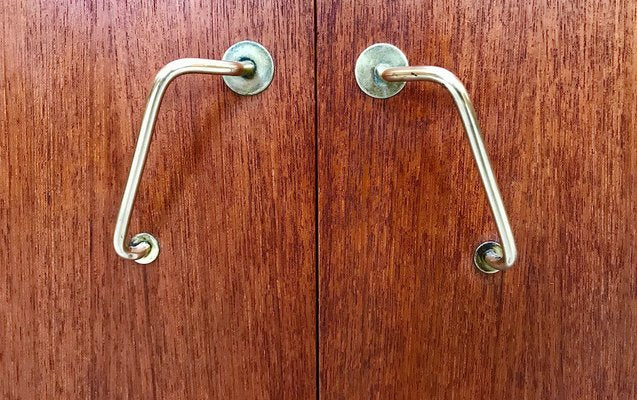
[131,233,160,265]
[355,43,409,99]
[222,40,274,96]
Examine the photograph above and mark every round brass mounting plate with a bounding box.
[473,241,502,274]
[131,233,160,265]
[355,43,409,99]
[222,40,274,96]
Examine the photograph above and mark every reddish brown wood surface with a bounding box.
[318,0,637,398]
[0,0,316,398]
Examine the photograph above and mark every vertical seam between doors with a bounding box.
[313,0,320,397]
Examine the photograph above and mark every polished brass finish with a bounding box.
[114,41,274,264]
[355,44,517,273]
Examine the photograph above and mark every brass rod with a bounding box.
[114,58,254,263]
[378,65,517,271]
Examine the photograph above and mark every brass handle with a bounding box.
[114,41,274,264]
[355,43,517,273]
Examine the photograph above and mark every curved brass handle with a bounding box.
[114,41,274,264]
[355,43,517,273]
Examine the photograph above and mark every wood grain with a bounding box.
[0,0,316,398]
[318,0,637,398]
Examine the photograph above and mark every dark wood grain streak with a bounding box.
[0,0,316,398]
[318,0,637,398]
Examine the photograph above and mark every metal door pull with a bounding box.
[114,41,274,264]
[355,43,517,273]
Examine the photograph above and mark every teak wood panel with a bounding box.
[0,0,316,398]
[318,0,636,398]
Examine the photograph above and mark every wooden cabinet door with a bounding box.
[318,0,636,398]
[1,1,316,398]
[3,1,636,399]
